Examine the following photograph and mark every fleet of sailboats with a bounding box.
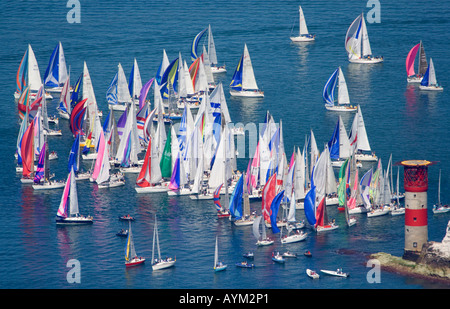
[13,14,446,274]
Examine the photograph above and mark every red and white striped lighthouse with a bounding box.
[400,160,434,261]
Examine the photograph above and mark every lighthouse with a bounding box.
[400,160,435,261]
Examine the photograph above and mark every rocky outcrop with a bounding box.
[370,220,450,284]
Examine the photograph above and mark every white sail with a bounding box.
[195,57,208,93]
[69,168,79,216]
[294,147,306,199]
[96,132,111,185]
[183,60,195,96]
[337,67,350,105]
[361,15,372,57]
[349,105,371,152]
[170,126,179,170]
[150,134,163,184]
[252,216,262,240]
[82,62,100,142]
[338,116,351,158]
[428,58,437,86]
[57,42,68,86]
[209,83,231,124]
[202,45,215,85]
[299,6,309,35]
[117,63,132,103]
[242,44,259,90]
[208,25,218,65]
[27,45,43,91]
[177,53,187,98]
[131,58,142,99]
[310,129,319,174]
[345,14,363,60]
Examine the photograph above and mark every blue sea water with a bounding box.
[0,0,449,291]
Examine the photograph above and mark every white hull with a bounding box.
[367,206,390,217]
[347,218,357,226]
[355,153,378,162]
[332,160,362,168]
[119,166,142,173]
[82,153,98,160]
[211,66,227,74]
[407,76,423,83]
[75,172,91,181]
[325,105,357,112]
[281,232,307,244]
[152,259,175,270]
[320,269,349,277]
[167,188,192,196]
[135,184,169,193]
[44,129,62,136]
[109,103,127,111]
[56,215,93,225]
[97,180,125,189]
[433,205,450,214]
[234,218,255,226]
[419,85,443,91]
[348,206,368,214]
[316,224,339,233]
[190,193,214,200]
[349,57,383,64]
[390,207,405,216]
[290,35,315,42]
[256,239,274,246]
[306,269,320,279]
[32,182,65,190]
[230,89,264,98]
[58,110,70,120]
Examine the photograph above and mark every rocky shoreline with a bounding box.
[370,221,450,285]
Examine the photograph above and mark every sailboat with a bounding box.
[207,25,227,74]
[44,42,69,93]
[390,166,405,216]
[281,196,308,243]
[229,44,264,97]
[107,63,133,111]
[15,44,53,101]
[348,105,377,162]
[323,67,357,112]
[55,167,93,225]
[151,215,176,270]
[32,137,65,190]
[406,41,427,83]
[213,184,231,218]
[345,13,383,64]
[367,159,391,218]
[57,72,71,119]
[419,58,443,91]
[343,157,358,226]
[290,5,315,42]
[124,221,145,267]
[135,136,169,193]
[433,169,450,214]
[214,236,227,272]
[253,215,274,246]
[232,173,255,226]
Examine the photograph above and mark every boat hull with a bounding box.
[316,224,339,233]
[367,206,390,217]
[32,182,66,190]
[325,105,357,112]
[56,216,93,225]
[281,232,307,244]
[125,258,145,267]
[349,57,383,64]
[135,184,169,193]
[152,260,175,270]
[290,35,315,42]
[230,90,264,98]
[355,153,378,162]
[214,265,227,272]
[407,76,423,83]
[419,85,443,91]
[211,66,227,74]
[320,269,348,277]
[97,180,125,189]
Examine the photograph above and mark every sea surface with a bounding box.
[0,0,449,290]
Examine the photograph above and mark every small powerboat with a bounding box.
[320,269,349,277]
[306,269,319,279]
